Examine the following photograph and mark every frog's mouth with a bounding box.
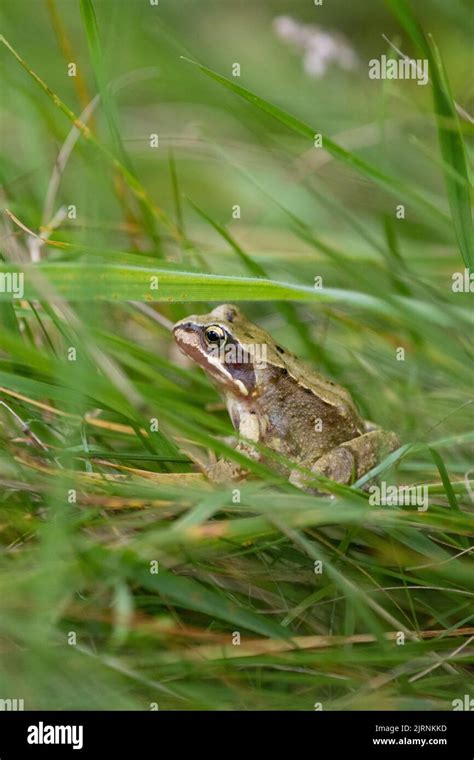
[173,322,254,397]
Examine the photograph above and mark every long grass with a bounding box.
[0,0,472,710]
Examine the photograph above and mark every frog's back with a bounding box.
[283,353,364,426]
[256,364,365,464]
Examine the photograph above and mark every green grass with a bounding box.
[0,0,472,710]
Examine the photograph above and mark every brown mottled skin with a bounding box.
[173,304,399,489]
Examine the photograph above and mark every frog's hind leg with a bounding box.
[289,429,400,490]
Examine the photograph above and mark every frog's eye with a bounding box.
[204,325,226,346]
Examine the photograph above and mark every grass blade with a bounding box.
[79,0,160,245]
[181,56,451,231]
[386,0,473,267]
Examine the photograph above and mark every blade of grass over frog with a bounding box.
[167,401,364,500]
[385,0,473,267]
[3,263,472,329]
[79,0,159,246]
[181,57,451,230]
[353,443,413,489]
[0,35,180,243]
[159,406,283,482]
[162,403,357,501]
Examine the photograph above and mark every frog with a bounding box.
[173,304,399,490]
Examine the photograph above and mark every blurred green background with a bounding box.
[0,0,472,711]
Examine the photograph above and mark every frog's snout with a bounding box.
[173,321,192,333]
[173,320,200,341]
[173,321,201,356]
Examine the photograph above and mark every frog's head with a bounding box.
[173,304,270,397]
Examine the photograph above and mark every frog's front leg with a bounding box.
[289,429,400,490]
[206,408,263,483]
